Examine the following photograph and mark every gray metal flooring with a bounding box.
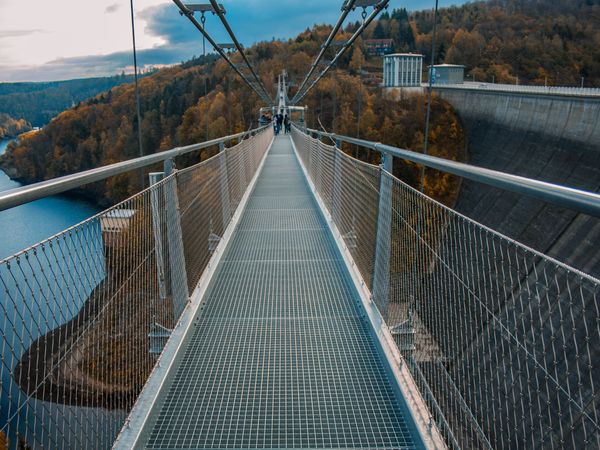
[140,136,421,449]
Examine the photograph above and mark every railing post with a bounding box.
[238,141,248,196]
[149,172,168,300]
[310,133,319,184]
[372,151,393,320]
[219,142,231,227]
[315,138,323,194]
[332,144,343,225]
[163,158,189,319]
[308,134,314,179]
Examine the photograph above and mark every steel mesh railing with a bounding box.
[178,131,272,294]
[292,126,600,449]
[300,133,380,291]
[0,127,272,449]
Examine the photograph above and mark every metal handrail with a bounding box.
[0,125,268,212]
[428,82,600,98]
[303,126,600,218]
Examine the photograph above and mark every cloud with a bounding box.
[104,4,121,14]
[0,43,199,82]
[140,3,201,45]
[0,0,469,81]
[0,4,204,81]
[140,1,340,47]
[0,29,45,39]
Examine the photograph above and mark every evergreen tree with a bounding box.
[373,21,387,39]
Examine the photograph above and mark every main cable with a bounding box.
[208,0,273,104]
[202,13,209,141]
[292,0,357,104]
[172,0,271,104]
[129,0,144,185]
[412,0,440,331]
[293,0,390,104]
[421,0,439,193]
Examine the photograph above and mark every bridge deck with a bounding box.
[138,136,421,449]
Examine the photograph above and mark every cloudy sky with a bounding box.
[0,0,466,82]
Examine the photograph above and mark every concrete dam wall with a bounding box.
[435,87,600,278]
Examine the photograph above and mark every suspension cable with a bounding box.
[201,12,209,141]
[172,0,271,104]
[421,0,440,193]
[208,0,273,104]
[292,0,357,104]
[129,0,144,183]
[293,0,390,104]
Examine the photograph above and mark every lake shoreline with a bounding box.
[0,139,106,209]
[13,277,137,411]
[0,138,102,260]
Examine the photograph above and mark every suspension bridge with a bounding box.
[1,1,600,449]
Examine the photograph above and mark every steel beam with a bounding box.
[372,153,393,319]
[163,158,190,319]
[149,172,168,300]
[219,142,231,226]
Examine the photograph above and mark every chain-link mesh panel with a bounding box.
[292,129,380,291]
[178,130,272,293]
[292,126,600,450]
[0,189,170,450]
[0,127,272,449]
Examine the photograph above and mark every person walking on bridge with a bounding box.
[284,115,290,134]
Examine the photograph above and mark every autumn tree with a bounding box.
[446,29,486,70]
[349,47,365,75]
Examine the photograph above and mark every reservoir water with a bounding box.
[0,139,100,260]
[0,139,119,449]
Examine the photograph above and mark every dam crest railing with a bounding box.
[425,81,600,98]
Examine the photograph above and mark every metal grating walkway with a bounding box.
[138,136,422,449]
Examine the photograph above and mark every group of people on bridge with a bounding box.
[274,112,290,135]
[258,110,291,135]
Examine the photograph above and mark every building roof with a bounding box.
[104,209,136,219]
[430,63,466,68]
[384,53,424,58]
[365,39,394,45]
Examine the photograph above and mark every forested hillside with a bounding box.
[410,0,600,85]
[0,25,465,207]
[344,0,599,85]
[0,113,31,140]
[0,74,140,126]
